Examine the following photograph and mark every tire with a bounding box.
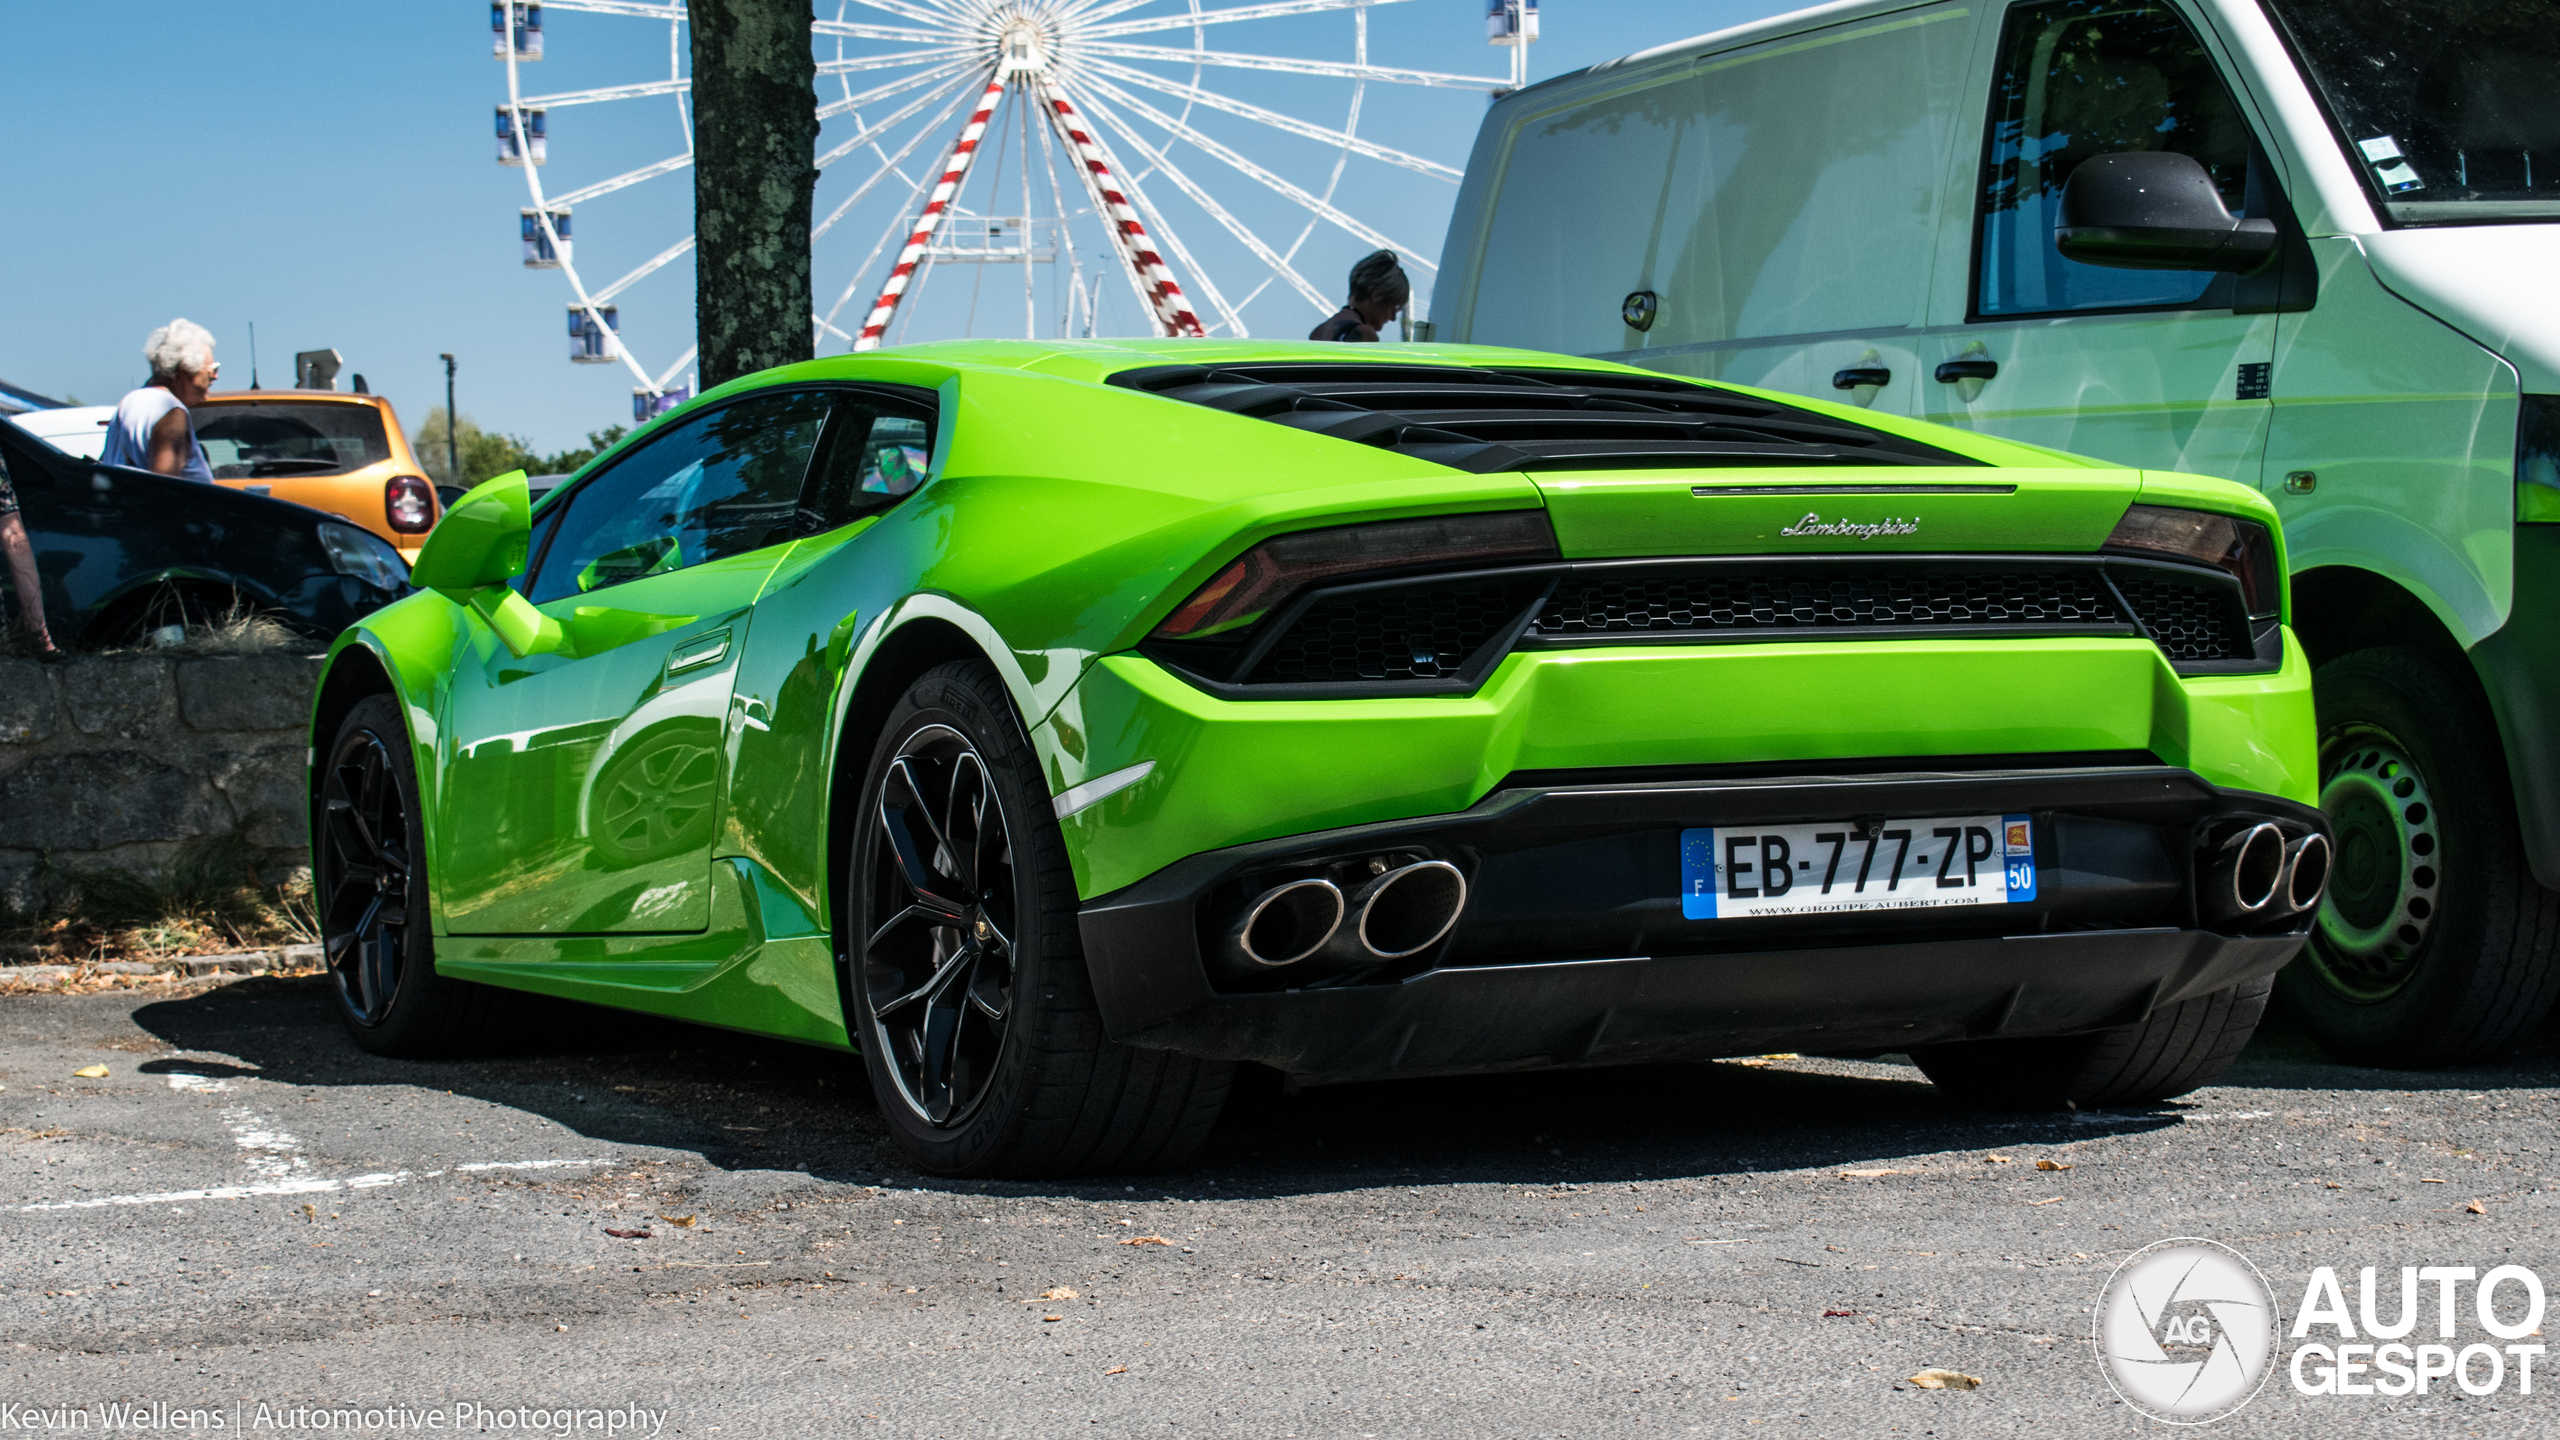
[315,694,503,1056]
[1912,975,2272,1110]
[2275,648,2560,1067]
[845,661,1231,1178]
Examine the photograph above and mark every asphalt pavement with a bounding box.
[2,974,2555,1438]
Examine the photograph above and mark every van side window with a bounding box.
[801,393,938,532]
[1975,0,2255,316]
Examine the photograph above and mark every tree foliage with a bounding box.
[413,408,628,485]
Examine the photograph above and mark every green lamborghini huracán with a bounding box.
[309,340,2326,1176]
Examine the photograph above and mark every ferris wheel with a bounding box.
[490,0,1541,417]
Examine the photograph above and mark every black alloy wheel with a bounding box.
[845,661,1232,1178]
[313,694,499,1056]
[320,711,417,1027]
[860,723,1018,1127]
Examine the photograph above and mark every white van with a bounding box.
[1434,0,2560,1069]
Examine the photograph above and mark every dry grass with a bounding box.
[1,831,317,967]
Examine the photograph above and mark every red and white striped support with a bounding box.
[854,73,1009,352]
[1040,83,1205,339]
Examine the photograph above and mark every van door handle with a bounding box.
[1832,366,1892,390]
[1935,359,2000,383]
[668,629,731,675]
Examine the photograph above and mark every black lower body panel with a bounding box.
[1077,760,2325,1083]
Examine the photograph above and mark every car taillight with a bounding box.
[1153,510,1558,640]
[2102,504,2280,618]
[386,474,436,534]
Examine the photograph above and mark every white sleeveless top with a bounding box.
[100,387,214,482]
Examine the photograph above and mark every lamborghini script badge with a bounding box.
[1780,511,1920,540]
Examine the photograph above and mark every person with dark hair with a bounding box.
[1309,249,1411,342]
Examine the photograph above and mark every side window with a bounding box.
[528,389,830,604]
[802,395,938,532]
[509,500,566,598]
[1976,0,2255,316]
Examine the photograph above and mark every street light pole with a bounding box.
[439,353,459,485]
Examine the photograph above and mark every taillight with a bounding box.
[2103,504,2280,618]
[386,474,436,534]
[1153,510,1558,640]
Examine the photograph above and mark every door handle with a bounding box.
[668,629,731,675]
[1934,359,1999,383]
[1832,366,1892,390]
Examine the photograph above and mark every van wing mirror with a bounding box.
[411,469,532,601]
[2057,152,2278,273]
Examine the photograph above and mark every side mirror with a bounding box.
[411,469,531,601]
[2057,152,2278,273]
[408,469,567,659]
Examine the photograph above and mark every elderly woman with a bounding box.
[1308,250,1411,343]
[100,319,220,480]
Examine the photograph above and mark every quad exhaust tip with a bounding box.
[1220,858,1470,976]
[2200,822,2286,926]
[2277,832,2331,917]
[1226,878,1344,969]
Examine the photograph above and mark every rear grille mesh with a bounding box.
[1248,580,1544,685]
[1537,570,2122,636]
[2112,573,2255,663]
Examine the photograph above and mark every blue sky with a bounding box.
[0,1,1791,452]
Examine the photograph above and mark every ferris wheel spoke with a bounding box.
[817,45,979,77]
[810,18,954,43]
[1073,90,1325,317]
[592,234,697,305]
[1075,73,1435,270]
[524,76,693,108]
[1084,59,1460,180]
[839,0,976,27]
[817,56,977,120]
[824,162,943,332]
[1075,41,1506,91]
[653,347,697,393]
[817,65,982,170]
[547,152,696,210]
[1075,99,1251,336]
[1080,0,1415,41]
[1041,86,1195,335]
[539,0,685,18]
[813,69,986,242]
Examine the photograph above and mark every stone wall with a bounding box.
[0,653,324,908]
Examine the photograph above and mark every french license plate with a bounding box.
[1680,815,2037,920]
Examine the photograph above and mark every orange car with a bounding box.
[191,390,440,562]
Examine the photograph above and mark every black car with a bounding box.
[2,416,410,649]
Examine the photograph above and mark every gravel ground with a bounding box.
[1,974,2554,1437]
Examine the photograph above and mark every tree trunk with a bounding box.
[691,0,818,390]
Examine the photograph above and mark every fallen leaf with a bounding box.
[2421,1178,2447,1184]
[1760,1053,1799,1060]
[1985,1154,2010,1164]
[1042,1315,1063,1323]
[1040,1286,1078,1301]
[604,1227,653,1240]
[72,1065,108,1079]
[2028,1196,2065,1207]
[659,1214,697,1228]
[1104,1366,1128,1375]
[1823,1309,1860,1318]
[1840,1169,1900,1178]
[2036,1160,2072,1172]
[2466,1200,2487,1215]
[2324,1181,2343,1189]
[1118,1235,1174,1247]
[1907,1369,1981,1391]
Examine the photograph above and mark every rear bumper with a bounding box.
[1078,762,2324,1082]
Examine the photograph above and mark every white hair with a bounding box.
[143,318,217,380]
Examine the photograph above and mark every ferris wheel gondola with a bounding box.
[491,0,1537,401]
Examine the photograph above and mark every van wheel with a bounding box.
[1911,976,2271,1109]
[845,661,1231,1178]
[2276,648,2560,1066]
[316,694,502,1056]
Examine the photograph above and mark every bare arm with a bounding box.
[146,407,192,476]
[0,514,52,651]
